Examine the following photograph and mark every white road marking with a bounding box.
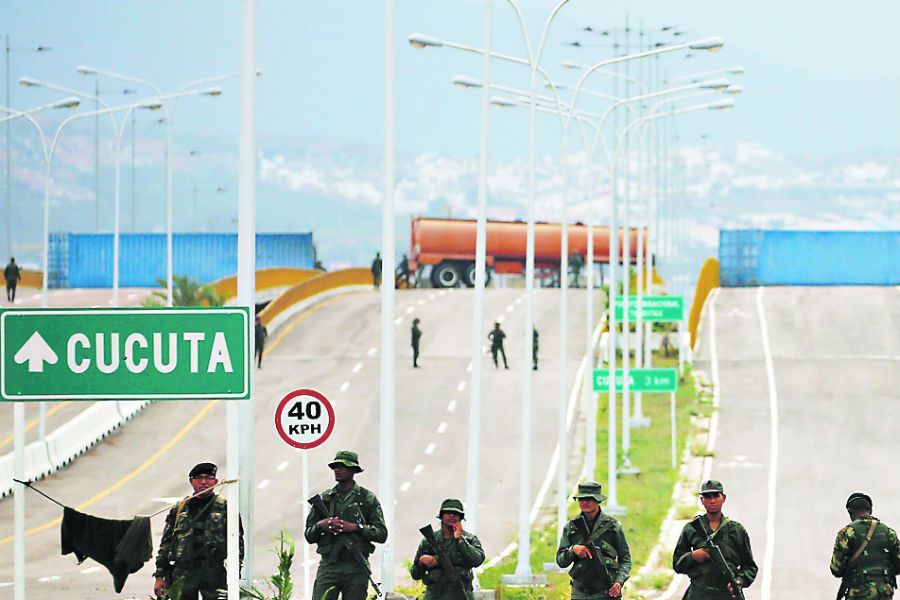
[417,300,425,306]
[447,400,457,412]
[466,362,472,372]
[353,362,363,373]
[107,299,115,305]
[395,317,403,325]
[496,315,505,323]
[276,461,290,472]
[437,422,447,434]
[506,305,514,312]
[37,576,60,582]
[756,286,780,600]
[0,582,12,588]
[515,297,523,304]
[127,293,138,300]
[429,294,436,300]
[413,464,424,475]
[425,443,436,455]
[400,482,411,492]
[367,347,377,356]
[81,567,102,574]
[406,306,414,314]
[257,479,270,490]
[340,381,350,393]
[457,381,466,392]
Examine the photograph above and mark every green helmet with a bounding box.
[328,450,364,473]
[437,498,465,519]
[573,481,607,503]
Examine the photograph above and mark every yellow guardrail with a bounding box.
[689,257,721,350]
[210,267,322,299]
[1,269,42,289]
[259,267,373,326]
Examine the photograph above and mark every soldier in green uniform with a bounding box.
[305,450,388,600]
[831,492,900,599]
[412,318,422,368]
[569,251,584,288]
[153,462,243,599]
[556,481,631,599]
[410,498,485,599]
[672,480,757,599]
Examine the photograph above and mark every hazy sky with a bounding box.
[4,0,900,161]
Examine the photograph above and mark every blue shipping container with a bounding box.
[49,232,315,288]
[719,230,900,286]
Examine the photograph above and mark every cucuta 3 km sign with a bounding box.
[0,308,250,401]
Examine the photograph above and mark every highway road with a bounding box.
[672,285,900,599]
[0,288,154,452]
[0,286,591,598]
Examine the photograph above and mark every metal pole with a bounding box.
[302,450,311,600]
[380,0,397,590]
[131,110,136,232]
[233,0,257,596]
[556,108,570,547]
[165,115,173,306]
[606,125,624,514]
[113,115,123,305]
[95,78,100,231]
[5,36,11,259]
[584,156,596,482]
[13,403,24,600]
[466,0,491,537]
[670,392,676,468]
[620,129,635,474]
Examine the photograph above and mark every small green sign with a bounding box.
[1,307,250,401]
[593,368,678,392]
[614,296,684,322]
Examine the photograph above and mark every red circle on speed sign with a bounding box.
[274,389,335,449]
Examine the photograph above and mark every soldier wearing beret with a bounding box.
[672,480,757,599]
[410,498,485,600]
[305,450,388,600]
[556,481,632,599]
[831,492,900,599]
[153,462,243,599]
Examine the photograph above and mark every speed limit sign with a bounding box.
[274,388,335,449]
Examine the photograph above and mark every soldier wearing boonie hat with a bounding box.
[831,492,900,599]
[556,481,631,599]
[305,451,387,600]
[410,498,485,599]
[153,462,243,599]
[672,480,757,599]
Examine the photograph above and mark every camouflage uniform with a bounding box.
[556,482,632,599]
[154,493,243,600]
[305,452,387,600]
[672,515,757,599]
[410,499,485,600]
[830,493,900,600]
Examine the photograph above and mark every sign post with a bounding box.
[274,388,336,600]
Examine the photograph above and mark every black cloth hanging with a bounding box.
[60,507,153,593]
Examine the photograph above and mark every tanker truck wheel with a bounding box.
[431,262,461,288]
[463,263,492,287]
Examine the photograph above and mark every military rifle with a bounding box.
[576,516,617,596]
[836,579,848,600]
[418,525,471,600]
[690,517,745,600]
[308,494,382,598]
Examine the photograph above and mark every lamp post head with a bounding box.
[52,97,81,109]
[203,87,223,97]
[18,77,40,88]
[490,96,516,108]
[452,76,481,89]
[408,33,443,49]
[707,98,736,110]
[138,100,164,111]
[76,65,97,76]
[36,46,52,52]
[561,60,585,70]
[727,66,746,75]
[699,78,730,91]
[689,37,724,52]
[723,84,743,95]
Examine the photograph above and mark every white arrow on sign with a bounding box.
[14,332,58,373]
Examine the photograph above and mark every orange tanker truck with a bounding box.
[409,216,646,288]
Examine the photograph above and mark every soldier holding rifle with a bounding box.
[411,498,485,600]
[673,480,757,599]
[556,481,632,599]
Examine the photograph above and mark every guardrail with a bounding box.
[0,268,42,289]
[260,267,373,332]
[688,257,720,350]
[210,267,322,301]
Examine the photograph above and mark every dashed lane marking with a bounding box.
[425,443,436,455]
[447,400,457,412]
[37,576,60,583]
[395,317,403,325]
[413,464,424,475]
[405,306,414,314]
[257,479,270,490]
[367,347,377,356]
[496,315,505,323]
[340,381,350,393]
[417,300,425,306]
[400,482,411,492]
[437,422,447,434]
[353,362,363,373]
[457,381,466,392]
[81,567,102,575]
[277,461,290,472]
[506,305,514,312]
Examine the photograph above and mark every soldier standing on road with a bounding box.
[410,498,485,599]
[569,250,585,288]
[411,318,422,368]
[831,492,900,599]
[4,257,21,303]
[255,316,268,369]
[488,322,508,369]
[532,327,539,371]
[556,481,631,599]
[397,254,411,288]
[305,451,388,600]
[371,252,382,290]
[673,480,757,599]
[153,462,243,600]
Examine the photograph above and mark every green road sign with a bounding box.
[1,307,250,401]
[593,368,678,393]
[614,296,684,322]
